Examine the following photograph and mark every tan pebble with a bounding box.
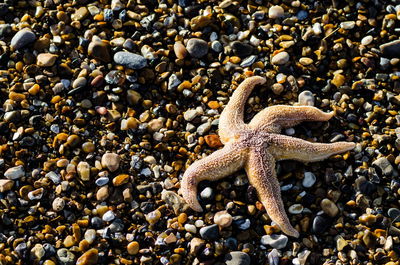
[37,53,57,67]
[320,198,339,217]
[332,73,345,87]
[76,248,98,265]
[72,7,89,21]
[63,235,77,247]
[299,57,313,66]
[120,117,139,130]
[113,174,129,186]
[77,162,91,181]
[79,239,90,251]
[28,84,40,95]
[9,92,26,101]
[127,241,139,255]
[190,238,205,254]
[269,5,284,19]
[88,41,111,62]
[101,153,121,172]
[127,90,142,105]
[174,42,187,59]
[0,179,14,192]
[213,210,233,228]
[271,52,289,65]
[82,142,95,153]
[359,213,377,226]
[96,186,109,201]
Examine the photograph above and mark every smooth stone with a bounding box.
[72,7,89,21]
[388,208,400,220]
[214,210,233,228]
[224,251,251,265]
[184,109,198,121]
[76,248,98,265]
[11,28,36,50]
[37,53,57,67]
[96,186,109,201]
[0,179,14,192]
[28,188,44,200]
[113,51,147,69]
[261,234,288,249]
[271,52,289,65]
[380,40,400,58]
[372,157,393,176]
[268,5,284,19]
[312,215,331,234]
[186,38,208,58]
[161,190,189,214]
[95,177,109,186]
[113,174,129,186]
[200,187,213,200]
[4,165,24,179]
[302,172,316,188]
[320,198,339,217]
[102,210,116,222]
[298,90,314,106]
[101,153,121,172]
[84,229,96,244]
[361,35,373,46]
[288,204,304,214]
[77,161,90,181]
[30,244,45,260]
[199,224,219,240]
[197,122,212,135]
[340,21,355,30]
[190,238,205,254]
[127,90,142,105]
[88,41,111,62]
[127,241,139,255]
[231,41,253,58]
[72,77,87,89]
[174,42,187,59]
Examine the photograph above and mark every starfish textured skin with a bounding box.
[181,76,356,238]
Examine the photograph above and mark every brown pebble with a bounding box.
[76,248,98,265]
[113,174,129,186]
[174,42,187,59]
[127,241,139,255]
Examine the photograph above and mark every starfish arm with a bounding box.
[219,76,266,143]
[268,134,355,162]
[245,147,299,237]
[249,105,334,133]
[181,144,247,212]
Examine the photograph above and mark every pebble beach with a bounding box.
[1,0,400,264]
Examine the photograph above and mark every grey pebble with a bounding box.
[114,51,147,69]
[10,28,36,50]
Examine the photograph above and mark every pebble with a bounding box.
[214,210,233,228]
[10,28,36,50]
[224,251,251,265]
[199,224,219,240]
[52,197,65,211]
[231,41,253,58]
[37,53,57,67]
[113,174,129,186]
[261,234,288,249]
[127,241,139,255]
[73,77,87,89]
[76,248,98,265]
[113,51,147,69]
[190,238,205,254]
[0,179,14,192]
[288,204,304,214]
[174,42,187,59]
[200,187,213,200]
[268,5,285,19]
[271,52,289,65]
[77,161,91,181]
[57,248,75,265]
[102,210,116,222]
[380,39,400,58]
[298,91,315,106]
[4,165,24,180]
[302,172,317,187]
[186,38,208,58]
[372,157,393,176]
[84,229,96,244]
[361,35,373,46]
[88,40,111,62]
[101,153,121,172]
[320,198,339,217]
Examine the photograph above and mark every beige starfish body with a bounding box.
[181,76,355,238]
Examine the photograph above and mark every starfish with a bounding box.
[181,76,356,238]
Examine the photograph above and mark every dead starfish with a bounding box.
[181,76,355,238]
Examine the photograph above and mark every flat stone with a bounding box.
[199,224,219,240]
[4,165,24,180]
[10,28,36,50]
[113,51,147,69]
[271,52,289,65]
[88,41,111,62]
[320,198,339,217]
[0,179,14,192]
[261,234,288,249]
[37,53,57,67]
[186,38,208,58]
[372,157,393,176]
[72,7,89,21]
[224,251,251,265]
[101,153,121,172]
[380,40,400,58]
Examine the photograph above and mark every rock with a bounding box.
[145,209,161,224]
[336,236,348,251]
[361,35,373,46]
[224,251,251,265]
[372,157,393,176]
[214,210,233,228]
[271,52,289,65]
[302,172,316,187]
[4,165,24,180]
[76,248,98,265]
[77,161,90,181]
[320,198,339,217]
[101,153,121,172]
[362,230,376,248]
[161,190,189,214]
[57,248,75,265]
[199,224,219,240]
[200,187,213,200]
[84,229,96,244]
[331,73,345,87]
[30,244,45,261]
[72,7,89,21]
[37,53,57,67]
[197,121,212,135]
[174,42,187,59]
[190,238,205,254]
[72,77,87,89]
[380,40,400,58]
[231,41,253,58]
[113,51,147,69]
[312,214,331,234]
[340,21,355,30]
[298,91,315,106]
[261,234,288,249]
[0,179,14,192]
[102,210,116,222]
[268,5,284,19]
[288,204,304,214]
[96,186,109,201]
[10,28,36,50]
[127,241,139,255]
[186,38,208,58]
[88,41,111,62]
[113,174,129,186]
[183,109,198,121]
[52,197,65,211]
[204,134,223,148]
[127,90,142,105]
[28,188,44,200]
